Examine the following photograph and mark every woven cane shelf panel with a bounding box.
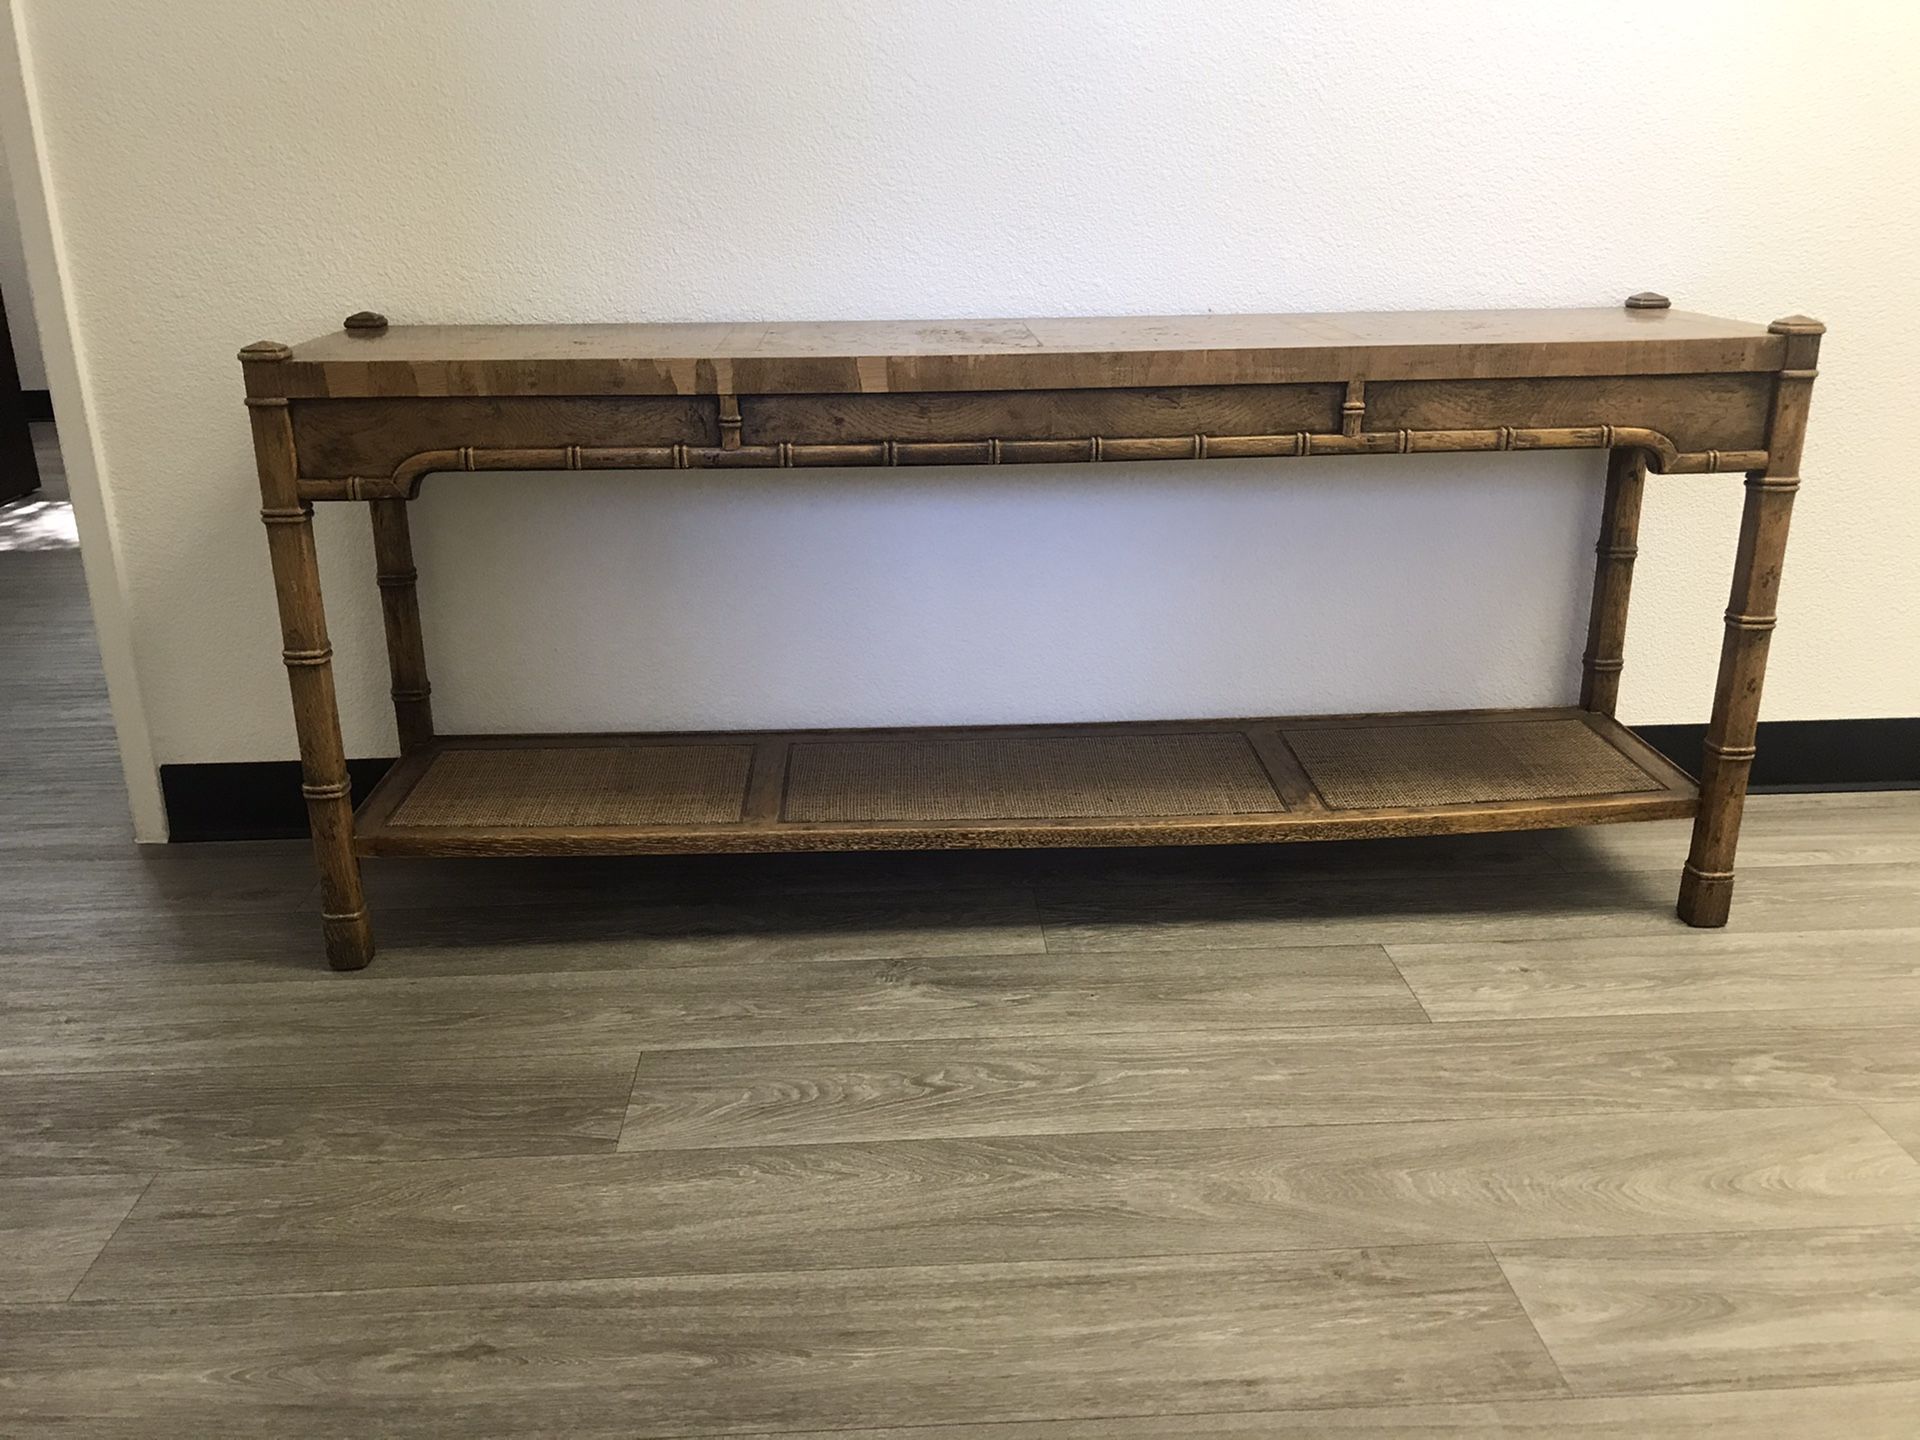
[353,709,1695,856]
[387,744,753,828]
[1284,717,1663,810]
[783,732,1284,823]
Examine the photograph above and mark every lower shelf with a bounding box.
[353,707,1698,857]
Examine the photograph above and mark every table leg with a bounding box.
[1580,447,1647,715]
[370,499,434,754]
[1677,315,1822,927]
[242,344,374,969]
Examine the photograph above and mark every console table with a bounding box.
[240,295,1822,970]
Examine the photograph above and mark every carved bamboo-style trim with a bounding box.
[1682,863,1735,882]
[1341,380,1365,438]
[717,393,743,450]
[297,425,1769,501]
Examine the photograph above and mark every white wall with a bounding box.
[7,0,1918,839]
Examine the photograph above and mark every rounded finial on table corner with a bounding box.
[1624,292,1671,310]
[343,310,389,332]
[238,339,291,362]
[1768,314,1826,336]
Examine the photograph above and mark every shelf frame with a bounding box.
[352,708,1697,859]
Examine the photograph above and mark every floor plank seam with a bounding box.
[49,1239,1545,1308]
[1483,1239,1578,1399]
[612,1048,650,1151]
[66,1221,1920,1309]
[0,1048,645,1080]
[60,1172,153,1304]
[610,1099,1920,1151]
[1861,1106,1920,1167]
[17,1096,1913,1177]
[602,1378,1920,1439]
[1411,998,1920,1026]
[1487,1241,1587,1399]
[1378,943,1439,1022]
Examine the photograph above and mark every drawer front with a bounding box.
[1364,375,1772,455]
[744,385,1344,445]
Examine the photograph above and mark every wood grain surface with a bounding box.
[0,1173,150,1300]
[1390,928,1920,1019]
[0,1053,634,1173]
[0,944,1440,1077]
[1038,861,1920,951]
[71,1107,1920,1301]
[7,1248,1567,1434]
[612,1012,1920,1149]
[277,306,1786,398]
[1496,1225,1920,1394]
[652,1381,1920,1438]
[1547,791,1920,871]
[1866,1102,1920,1161]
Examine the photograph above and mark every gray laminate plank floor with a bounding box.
[7,465,1920,1434]
[70,1106,1920,1301]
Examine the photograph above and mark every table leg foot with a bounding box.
[1676,865,1733,928]
[322,908,376,970]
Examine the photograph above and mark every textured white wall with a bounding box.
[9,1,1918,837]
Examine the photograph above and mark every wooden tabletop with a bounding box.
[268,306,1792,398]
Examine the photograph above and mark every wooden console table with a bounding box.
[240,296,1822,970]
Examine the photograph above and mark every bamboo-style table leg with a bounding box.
[1580,447,1647,716]
[241,341,374,969]
[370,498,434,754]
[1677,315,1823,927]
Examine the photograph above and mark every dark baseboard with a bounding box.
[162,758,395,842]
[1633,717,1920,792]
[160,716,1920,842]
[23,389,52,422]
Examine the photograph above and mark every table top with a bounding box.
[264,305,1801,398]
